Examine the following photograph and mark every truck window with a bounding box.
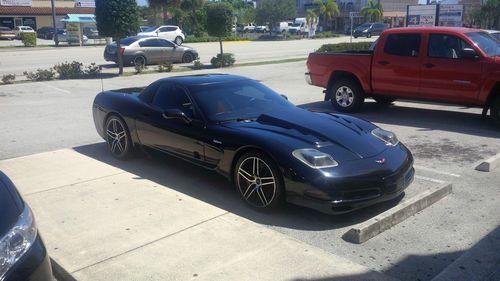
[428,34,472,59]
[384,33,421,57]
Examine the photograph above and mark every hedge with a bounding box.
[316,42,373,52]
[20,32,37,47]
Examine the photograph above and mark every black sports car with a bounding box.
[92,74,414,214]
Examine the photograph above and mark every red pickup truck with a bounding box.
[306,27,500,124]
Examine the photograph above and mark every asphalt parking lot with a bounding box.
[0,61,499,281]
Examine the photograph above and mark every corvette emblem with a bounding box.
[376,158,386,164]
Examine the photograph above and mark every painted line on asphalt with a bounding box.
[342,182,452,244]
[41,82,71,94]
[414,165,461,177]
[415,175,445,184]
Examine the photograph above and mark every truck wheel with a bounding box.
[329,79,365,113]
[373,96,396,105]
[490,97,500,126]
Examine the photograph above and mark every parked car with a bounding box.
[37,26,55,39]
[485,29,500,41]
[92,74,414,214]
[237,23,256,33]
[137,25,185,45]
[82,26,99,39]
[0,171,53,281]
[0,26,15,40]
[255,25,269,33]
[55,29,88,44]
[306,27,500,124]
[13,26,35,39]
[352,22,386,38]
[104,36,198,66]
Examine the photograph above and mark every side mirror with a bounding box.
[462,48,478,60]
[162,109,192,124]
[280,94,288,100]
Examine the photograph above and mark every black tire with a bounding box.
[133,55,147,66]
[490,97,500,126]
[329,79,365,113]
[174,36,183,45]
[182,52,195,63]
[105,115,133,160]
[353,35,358,39]
[234,152,284,211]
[367,32,372,38]
[373,96,396,105]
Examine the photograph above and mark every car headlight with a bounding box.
[292,148,338,169]
[0,206,37,281]
[363,29,369,32]
[372,128,399,146]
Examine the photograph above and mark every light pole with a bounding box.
[51,0,59,46]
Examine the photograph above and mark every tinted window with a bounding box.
[153,83,194,117]
[160,26,176,32]
[428,34,473,59]
[139,38,161,47]
[140,82,160,103]
[158,39,174,47]
[384,33,421,56]
[0,27,10,31]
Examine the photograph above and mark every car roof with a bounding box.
[385,26,482,35]
[156,74,249,86]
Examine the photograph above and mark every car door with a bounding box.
[372,32,423,97]
[158,26,176,40]
[419,33,483,103]
[138,38,162,63]
[157,38,179,62]
[135,82,206,164]
[373,23,385,35]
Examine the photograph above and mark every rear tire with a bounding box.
[490,97,500,126]
[329,79,365,113]
[133,55,147,66]
[105,115,133,160]
[174,36,183,45]
[373,96,396,105]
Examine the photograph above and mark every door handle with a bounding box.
[378,61,389,66]
[423,63,435,68]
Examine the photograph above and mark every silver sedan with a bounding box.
[104,36,198,66]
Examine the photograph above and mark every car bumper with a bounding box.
[0,34,15,39]
[285,145,414,214]
[3,234,53,281]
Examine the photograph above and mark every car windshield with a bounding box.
[189,79,295,122]
[356,23,371,30]
[466,32,500,57]
[119,37,140,46]
[143,26,158,32]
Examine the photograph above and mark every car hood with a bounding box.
[223,109,389,162]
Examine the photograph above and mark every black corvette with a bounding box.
[92,74,414,214]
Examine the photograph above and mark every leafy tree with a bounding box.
[256,0,296,35]
[237,6,256,25]
[480,0,500,29]
[360,0,383,23]
[181,0,205,36]
[95,0,139,75]
[206,2,234,64]
[313,0,339,30]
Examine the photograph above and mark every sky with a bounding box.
[136,0,147,6]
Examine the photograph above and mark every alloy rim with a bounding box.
[106,118,127,156]
[335,86,354,107]
[175,37,182,45]
[135,56,145,66]
[237,157,276,208]
[183,53,193,63]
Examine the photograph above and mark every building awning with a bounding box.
[61,14,95,23]
[0,6,95,16]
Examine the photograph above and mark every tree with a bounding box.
[360,0,383,23]
[95,0,139,75]
[306,9,318,37]
[313,0,339,30]
[206,2,233,63]
[256,0,296,35]
[181,0,205,36]
[237,6,256,25]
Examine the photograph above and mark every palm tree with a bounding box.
[306,9,318,37]
[313,0,340,31]
[360,0,383,23]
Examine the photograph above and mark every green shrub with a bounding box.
[20,32,37,47]
[134,63,147,74]
[257,34,302,41]
[193,59,204,70]
[316,42,373,52]
[84,63,101,77]
[210,53,235,67]
[54,61,84,79]
[311,31,340,39]
[23,69,55,81]
[184,36,252,43]
[1,74,15,84]
[157,61,173,73]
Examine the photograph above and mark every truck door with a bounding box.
[372,33,422,97]
[420,33,483,103]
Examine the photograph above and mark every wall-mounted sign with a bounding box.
[0,0,32,6]
[75,0,95,8]
[407,5,437,27]
[438,4,463,27]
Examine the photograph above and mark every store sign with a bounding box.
[75,0,95,7]
[438,4,463,27]
[66,23,81,43]
[407,5,437,27]
[0,0,32,6]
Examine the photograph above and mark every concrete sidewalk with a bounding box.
[0,149,395,281]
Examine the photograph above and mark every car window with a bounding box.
[139,38,161,47]
[428,34,473,59]
[140,82,160,103]
[153,83,194,117]
[384,33,421,57]
[158,39,175,47]
[160,26,176,32]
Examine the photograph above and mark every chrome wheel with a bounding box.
[237,156,276,208]
[106,117,128,157]
[335,86,354,108]
[134,56,146,66]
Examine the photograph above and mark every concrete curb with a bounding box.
[475,153,500,172]
[51,257,77,281]
[342,182,452,244]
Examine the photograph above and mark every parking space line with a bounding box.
[414,165,461,177]
[415,175,445,184]
[41,82,71,94]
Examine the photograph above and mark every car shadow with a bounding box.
[73,142,405,232]
[298,100,500,138]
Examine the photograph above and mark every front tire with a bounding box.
[329,79,365,113]
[373,96,396,105]
[234,152,284,211]
[367,32,372,38]
[105,115,133,159]
[490,97,500,126]
[182,52,195,63]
